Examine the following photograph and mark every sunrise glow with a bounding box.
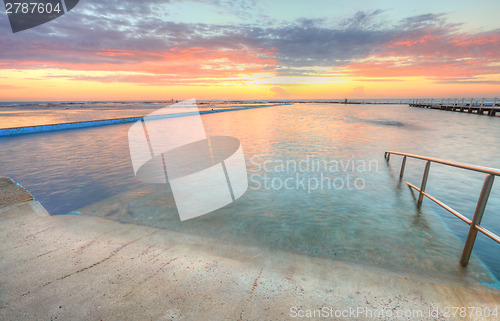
[1,0,499,100]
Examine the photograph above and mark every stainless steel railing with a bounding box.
[384,151,500,267]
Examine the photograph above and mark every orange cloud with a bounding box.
[269,86,290,98]
[342,30,500,80]
[2,46,278,85]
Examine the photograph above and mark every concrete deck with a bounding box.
[0,177,35,208]
[1,179,499,320]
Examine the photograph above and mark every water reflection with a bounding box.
[0,103,499,281]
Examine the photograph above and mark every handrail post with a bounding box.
[460,174,495,267]
[399,156,407,179]
[385,152,390,162]
[417,160,431,208]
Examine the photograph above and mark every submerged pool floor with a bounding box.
[77,184,494,284]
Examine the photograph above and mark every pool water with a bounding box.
[1,103,499,282]
[0,101,249,129]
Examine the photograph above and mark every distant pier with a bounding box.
[410,98,499,116]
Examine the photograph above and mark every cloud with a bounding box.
[340,10,385,30]
[0,84,24,90]
[341,27,500,80]
[347,86,365,98]
[0,2,498,85]
[355,78,403,82]
[269,86,289,98]
[398,13,449,30]
[434,78,500,84]
[0,9,393,69]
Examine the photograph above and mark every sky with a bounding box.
[0,0,499,101]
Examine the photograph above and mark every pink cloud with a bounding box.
[342,29,500,80]
[1,46,278,85]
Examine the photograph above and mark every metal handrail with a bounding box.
[386,151,500,176]
[385,151,500,267]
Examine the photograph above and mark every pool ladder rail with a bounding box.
[384,151,500,267]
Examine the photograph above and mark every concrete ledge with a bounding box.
[0,177,49,217]
[0,104,289,137]
[0,177,33,209]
